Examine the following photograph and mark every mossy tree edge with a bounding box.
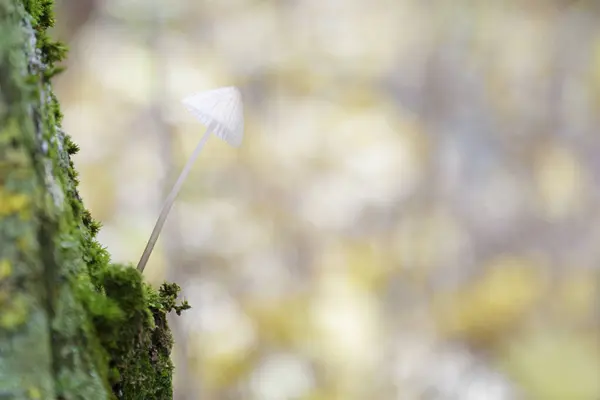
[0,1,190,399]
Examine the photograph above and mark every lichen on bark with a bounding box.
[0,1,189,399]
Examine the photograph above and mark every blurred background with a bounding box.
[52,0,600,399]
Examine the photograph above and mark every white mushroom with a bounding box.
[137,86,244,272]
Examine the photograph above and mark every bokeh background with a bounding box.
[52,1,600,399]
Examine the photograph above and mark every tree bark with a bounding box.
[0,1,187,398]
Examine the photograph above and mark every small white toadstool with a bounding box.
[137,86,244,272]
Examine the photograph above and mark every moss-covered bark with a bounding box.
[0,1,189,399]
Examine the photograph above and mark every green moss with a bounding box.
[0,187,30,216]
[64,134,79,155]
[0,259,12,279]
[26,386,42,399]
[0,293,29,330]
[0,0,189,398]
[89,267,190,399]
[21,0,55,29]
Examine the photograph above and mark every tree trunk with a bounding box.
[0,1,188,398]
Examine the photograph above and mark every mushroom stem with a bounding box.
[137,128,212,272]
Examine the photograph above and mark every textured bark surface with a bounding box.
[0,1,188,398]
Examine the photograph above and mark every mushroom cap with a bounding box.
[181,86,244,147]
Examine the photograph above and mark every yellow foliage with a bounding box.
[344,240,392,291]
[300,390,339,400]
[553,270,599,323]
[393,207,471,281]
[244,295,312,347]
[198,349,256,391]
[533,142,587,220]
[590,36,600,106]
[432,256,547,346]
[500,328,600,400]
